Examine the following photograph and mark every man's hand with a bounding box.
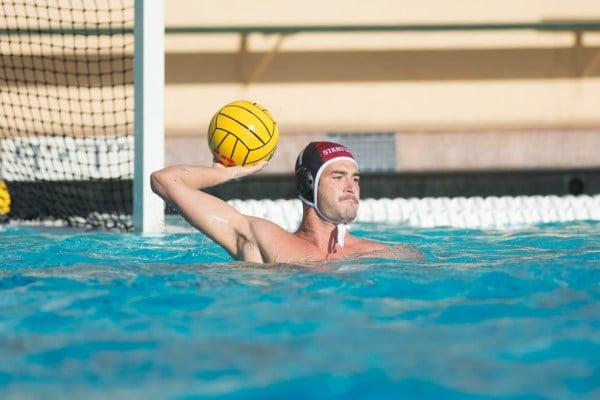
[213,161,269,180]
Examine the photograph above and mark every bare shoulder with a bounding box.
[245,216,312,263]
[355,242,425,261]
[246,215,291,234]
[347,236,389,252]
[245,216,296,246]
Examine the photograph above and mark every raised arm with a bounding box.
[150,162,267,260]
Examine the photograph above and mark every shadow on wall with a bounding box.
[3,43,597,85]
[201,168,600,200]
[165,47,600,84]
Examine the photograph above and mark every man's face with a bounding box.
[316,160,360,223]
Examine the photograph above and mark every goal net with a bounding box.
[0,0,136,230]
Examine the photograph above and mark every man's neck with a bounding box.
[296,208,344,254]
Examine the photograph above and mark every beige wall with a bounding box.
[164,1,600,172]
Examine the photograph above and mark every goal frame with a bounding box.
[133,0,165,233]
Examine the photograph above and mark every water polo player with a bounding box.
[151,141,419,264]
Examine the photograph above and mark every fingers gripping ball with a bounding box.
[208,100,279,166]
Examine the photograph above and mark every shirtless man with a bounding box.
[151,141,419,264]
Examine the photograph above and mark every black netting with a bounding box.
[0,0,134,230]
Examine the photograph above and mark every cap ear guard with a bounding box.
[295,166,314,200]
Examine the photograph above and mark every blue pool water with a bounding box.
[1,219,599,399]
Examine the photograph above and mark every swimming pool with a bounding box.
[1,218,599,399]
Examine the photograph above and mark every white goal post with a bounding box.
[133,0,165,233]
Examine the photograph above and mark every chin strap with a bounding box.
[336,223,350,248]
[299,195,351,248]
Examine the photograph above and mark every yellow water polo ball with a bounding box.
[207,100,279,167]
[0,181,11,215]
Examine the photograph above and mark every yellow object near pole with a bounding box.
[0,181,11,215]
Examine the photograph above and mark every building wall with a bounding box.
[163,0,600,173]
